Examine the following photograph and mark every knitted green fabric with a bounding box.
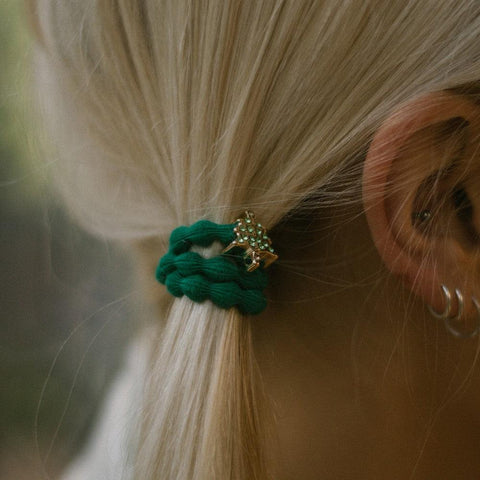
[156,220,269,315]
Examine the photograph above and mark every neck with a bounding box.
[252,205,480,479]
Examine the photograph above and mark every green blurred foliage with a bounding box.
[0,0,45,212]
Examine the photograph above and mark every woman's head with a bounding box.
[31,1,480,478]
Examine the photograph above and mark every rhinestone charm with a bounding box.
[222,210,278,272]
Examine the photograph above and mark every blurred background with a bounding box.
[1,2,135,478]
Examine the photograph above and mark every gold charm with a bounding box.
[222,210,278,272]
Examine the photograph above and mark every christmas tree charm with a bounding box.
[222,210,278,272]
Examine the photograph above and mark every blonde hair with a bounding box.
[32,1,480,478]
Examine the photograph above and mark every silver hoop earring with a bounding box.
[428,285,480,339]
[428,284,452,319]
[468,298,480,339]
[443,288,465,338]
[451,296,480,339]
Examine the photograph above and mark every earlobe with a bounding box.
[362,91,480,322]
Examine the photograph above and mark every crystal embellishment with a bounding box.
[222,210,278,272]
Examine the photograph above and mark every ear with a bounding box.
[363,91,480,319]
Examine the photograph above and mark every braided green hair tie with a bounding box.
[156,211,278,315]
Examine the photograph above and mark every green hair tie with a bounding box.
[156,211,278,315]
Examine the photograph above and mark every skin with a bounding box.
[252,92,480,480]
[254,208,480,479]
